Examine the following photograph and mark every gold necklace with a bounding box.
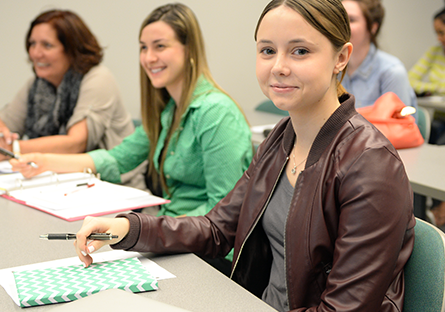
[291,144,307,175]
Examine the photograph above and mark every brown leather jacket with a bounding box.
[114,94,415,311]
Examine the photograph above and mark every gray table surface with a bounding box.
[417,96,445,111]
[0,198,276,312]
[397,144,445,201]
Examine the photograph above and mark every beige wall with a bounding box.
[0,0,443,127]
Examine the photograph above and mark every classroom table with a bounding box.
[397,144,445,202]
[0,198,276,312]
[417,96,445,112]
[417,96,445,122]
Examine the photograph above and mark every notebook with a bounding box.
[0,171,169,221]
[13,257,158,308]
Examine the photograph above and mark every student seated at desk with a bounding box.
[409,7,445,99]
[69,1,415,311]
[409,7,445,145]
[409,7,445,225]
[340,0,417,116]
[11,3,252,276]
[0,10,134,156]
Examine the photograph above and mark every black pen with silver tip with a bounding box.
[39,233,118,240]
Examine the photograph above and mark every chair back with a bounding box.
[255,100,288,116]
[404,218,445,311]
[417,106,431,142]
[132,119,142,128]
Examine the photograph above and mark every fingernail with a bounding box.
[88,245,95,254]
[83,262,87,268]
[81,251,87,256]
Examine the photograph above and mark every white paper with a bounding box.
[0,172,169,221]
[0,250,176,306]
[250,124,276,134]
[0,160,16,174]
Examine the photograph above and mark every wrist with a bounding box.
[12,140,20,155]
[110,213,140,250]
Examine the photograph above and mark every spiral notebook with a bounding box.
[0,171,169,221]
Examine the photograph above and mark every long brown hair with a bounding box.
[255,0,351,97]
[26,9,103,74]
[140,3,246,193]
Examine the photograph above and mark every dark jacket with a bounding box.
[114,93,415,312]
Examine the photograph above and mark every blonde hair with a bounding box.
[255,0,351,97]
[140,3,246,193]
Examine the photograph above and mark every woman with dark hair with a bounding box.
[67,0,414,311]
[0,10,134,157]
[340,0,417,112]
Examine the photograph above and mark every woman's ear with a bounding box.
[371,22,379,36]
[334,42,353,74]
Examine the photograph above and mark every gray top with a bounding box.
[261,171,294,312]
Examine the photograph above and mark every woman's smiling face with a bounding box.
[139,21,186,103]
[28,23,71,87]
[256,5,341,113]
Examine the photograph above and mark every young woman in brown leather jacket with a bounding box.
[73,0,415,311]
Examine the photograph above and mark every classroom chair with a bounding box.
[255,99,288,116]
[404,218,445,312]
[417,106,431,142]
[132,119,142,128]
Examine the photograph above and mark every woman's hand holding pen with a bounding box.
[10,153,45,178]
[75,216,130,268]
[0,120,19,145]
[0,122,19,161]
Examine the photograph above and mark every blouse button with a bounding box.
[166,174,171,179]
[170,151,175,155]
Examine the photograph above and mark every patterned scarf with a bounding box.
[25,69,83,139]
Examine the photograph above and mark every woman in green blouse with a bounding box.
[12,5,252,224]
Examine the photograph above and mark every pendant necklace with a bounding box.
[291,144,307,175]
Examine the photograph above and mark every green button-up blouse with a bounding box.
[88,78,252,218]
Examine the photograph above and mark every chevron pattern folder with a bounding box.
[13,257,158,307]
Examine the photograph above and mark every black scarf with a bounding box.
[25,69,83,139]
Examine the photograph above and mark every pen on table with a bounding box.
[64,183,95,196]
[39,233,118,240]
[0,146,38,168]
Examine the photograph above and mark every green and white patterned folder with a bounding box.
[13,257,158,307]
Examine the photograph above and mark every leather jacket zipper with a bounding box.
[230,157,289,279]
[283,169,304,308]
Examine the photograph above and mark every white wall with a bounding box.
[0,0,443,127]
